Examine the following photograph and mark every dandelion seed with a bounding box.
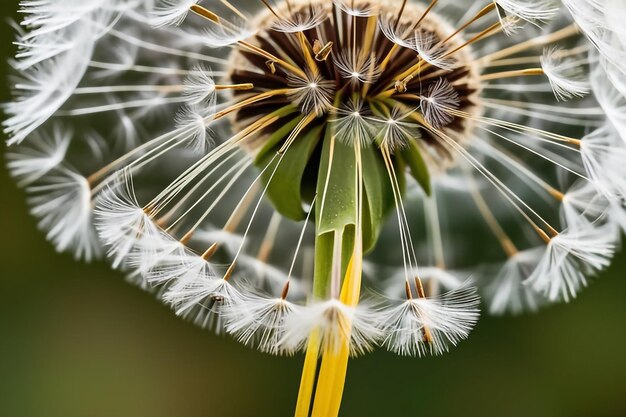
[527,225,618,302]
[282,299,383,356]
[413,30,456,70]
[287,72,335,116]
[224,291,300,354]
[420,78,460,128]
[541,47,590,101]
[379,284,480,356]
[6,124,71,186]
[174,105,216,154]
[333,52,381,85]
[329,98,376,146]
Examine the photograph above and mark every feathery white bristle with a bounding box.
[541,47,590,101]
[26,167,100,261]
[144,247,217,291]
[333,52,381,85]
[378,16,414,49]
[494,0,558,27]
[224,294,300,355]
[175,105,215,154]
[14,31,79,70]
[332,0,379,17]
[95,172,160,269]
[379,284,480,357]
[579,123,626,199]
[330,99,376,146]
[203,20,254,48]
[183,66,217,105]
[384,267,465,299]
[271,4,327,33]
[151,0,199,27]
[485,248,546,315]
[420,78,460,129]
[373,106,421,150]
[560,179,610,230]
[590,57,626,143]
[282,299,382,356]
[126,232,185,278]
[18,0,130,40]
[527,224,618,302]
[413,30,456,71]
[6,124,71,186]
[3,40,92,145]
[287,72,335,116]
[163,276,243,332]
[563,0,626,88]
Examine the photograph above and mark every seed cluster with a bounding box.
[229,1,481,166]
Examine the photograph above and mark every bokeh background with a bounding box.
[1,2,625,417]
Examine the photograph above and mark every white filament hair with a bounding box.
[18,0,132,39]
[141,245,213,287]
[540,47,590,101]
[332,0,380,17]
[579,123,626,199]
[563,0,626,87]
[485,248,546,315]
[420,78,460,128]
[333,52,381,85]
[419,267,465,290]
[224,294,300,355]
[271,4,328,33]
[183,66,217,105]
[379,284,480,357]
[384,267,465,299]
[527,224,618,302]
[282,299,383,356]
[125,232,186,278]
[590,56,626,143]
[203,19,255,48]
[95,172,161,269]
[174,105,215,154]
[494,0,558,28]
[3,40,92,145]
[14,28,81,70]
[151,0,199,27]
[377,16,414,49]
[330,99,376,146]
[26,166,100,261]
[163,276,244,332]
[413,30,456,71]
[6,124,71,186]
[371,106,422,151]
[560,179,610,230]
[287,72,335,116]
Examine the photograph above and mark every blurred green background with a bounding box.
[1,2,625,417]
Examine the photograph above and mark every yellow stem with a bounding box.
[294,331,321,417]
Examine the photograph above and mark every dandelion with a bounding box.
[4,0,626,416]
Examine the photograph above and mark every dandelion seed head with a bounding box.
[4,1,626,407]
